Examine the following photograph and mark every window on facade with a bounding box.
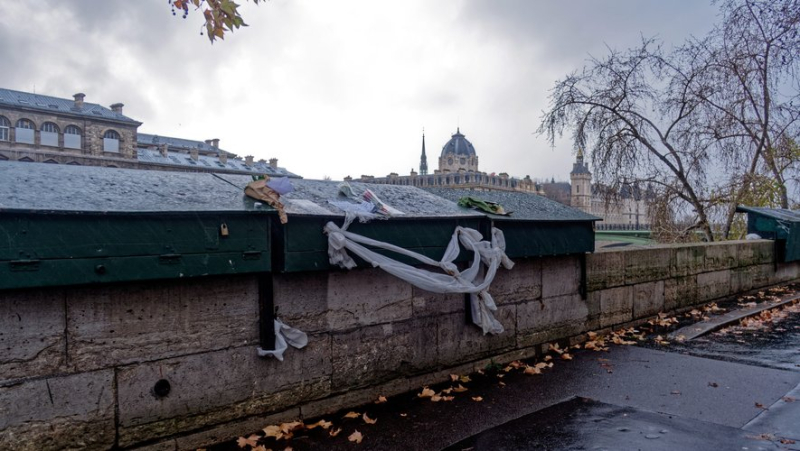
[64,125,82,149]
[41,122,59,147]
[577,185,580,193]
[15,119,34,144]
[0,116,9,141]
[103,130,120,152]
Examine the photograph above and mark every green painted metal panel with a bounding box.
[737,206,800,263]
[497,221,594,258]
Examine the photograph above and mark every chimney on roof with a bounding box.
[269,158,278,169]
[245,155,254,166]
[73,93,85,109]
[159,143,168,157]
[219,152,228,164]
[190,149,199,161]
[110,103,124,114]
[211,138,220,149]
[205,139,213,146]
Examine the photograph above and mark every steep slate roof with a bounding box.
[138,133,233,156]
[136,147,301,178]
[423,187,600,222]
[0,88,140,124]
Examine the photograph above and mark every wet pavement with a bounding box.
[216,287,800,451]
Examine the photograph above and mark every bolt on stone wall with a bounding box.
[0,240,798,450]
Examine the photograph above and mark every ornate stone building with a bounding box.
[0,87,299,178]
[568,149,651,229]
[354,129,542,194]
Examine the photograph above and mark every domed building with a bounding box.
[353,128,542,194]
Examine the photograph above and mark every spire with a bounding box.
[419,129,428,175]
[576,147,584,164]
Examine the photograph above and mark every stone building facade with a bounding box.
[0,87,298,178]
[354,129,542,194]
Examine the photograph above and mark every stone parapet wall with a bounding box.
[1,240,798,450]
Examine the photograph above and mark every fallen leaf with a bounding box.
[263,425,281,438]
[431,395,443,402]
[523,366,541,375]
[460,375,472,383]
[329,427,342,437]
[452,384,469,393]
[280,421,303,434]
[362,413,377,425]
[587,331,598,339]
[283,447,292,451]
[708,382,719,388]
[306,419,333,430]
[449,374,459,382]
[252,446,268,451]
[780,438,796,444]
[442,396,455,402]
[399,413,407,417]
[498,381,506,387]
[509,360,523,369]
[534,362,548,370]
[472,396,483,402]
[417,387,435,398]
[374,396,387,404]
[237,434,260,448]
[348,430,363,444]
[343,411,361,419]
[544,355,553,361]
[755,402,767,409]
[561,353,573,360]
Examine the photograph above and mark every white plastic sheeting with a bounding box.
[257,319,308,361]
[324,215,514,335]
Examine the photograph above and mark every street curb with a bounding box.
[670,294,800,341]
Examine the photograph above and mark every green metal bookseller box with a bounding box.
[213,175,486,273]
[424,188,599,258]
[736,206,800,263]
[0,162,273,290]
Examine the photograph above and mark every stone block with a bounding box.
[117,335,331,446]
[0,288,66,383]
[596,286,633,328]
[664,275,698,311]
[327,269,413,331]
[517,294,587,347]
[436,305,516,367]
[731,264,773,294]
[670,245,705,277]
[586,251,625,291]
[632,281,665,319]
[174,408,299,451]
[541,255,581,298]
[773,262,800,284]
[624,248,670,285]
[67,276,260,371]
[736,240,774,267]
[273,272,328,333]
[704,242,738,271]
[697,270,732,303]
[0,370,115,451]
[330,318,438,391]
[490,258,542,304]
[299,378,411,419]
[412,287,464,317]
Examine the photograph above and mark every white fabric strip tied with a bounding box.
[257,319,308,361]
[324,214,515,335]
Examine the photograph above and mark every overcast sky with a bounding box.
[1,1,720,181]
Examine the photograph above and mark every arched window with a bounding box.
[64,125,82,149]
[103,129,120,152]
[0,116,9,141]
[15,119,35,144]
[41,122,59,147]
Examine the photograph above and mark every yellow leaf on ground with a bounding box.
[306,419,333,430]
[329,427,342,437]
[441,388,453,394]
[442,396,455,401]
[418,387,435,398]
[587,331,598,339]
[561,353,573,360]
[524,366,541,375]
[449,374,459,382]
[280,421,303,434]
[472,396,483,402]
[452,384,469,393]
[374,396,387,404]
[237,434,260,448]
[252,446,268,451]
[343,411,361,419]
[431,394,443,402]
[263,425,281,438]
[535,362,548,369]
[362,413,377,425]
[544,355,553,361]
[348,430,363,444]
[460,375,472,383]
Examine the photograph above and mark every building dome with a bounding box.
[440,128,476,157]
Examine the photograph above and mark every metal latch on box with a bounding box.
[9,259,40,272]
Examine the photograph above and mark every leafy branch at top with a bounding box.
[170,0,262,43]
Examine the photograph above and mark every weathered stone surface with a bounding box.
[0,288,66,383]
[587,251,625,291]
[773,262,800,284]
[412,287,464,317]
[173,408,299,451]
[595,286,633,328]
[697,270,732,302]
[67,276,259,371]
[274,272,328,333]
[331,318,438,391]
[664,275,698,311]
[437,305,516,367]
[736,240,774,267]
[625,248,670,285]
[541,255,580,298]
[632,281,665,319]
[327,269,413,331]
[117,336,331,445]
[517,294,587,347]
[704,242,738,271]
[300,378,410,419]
[491,258,542,304]
[0,370,115,451]
[670,245,705,277]
[731,264,773,294]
